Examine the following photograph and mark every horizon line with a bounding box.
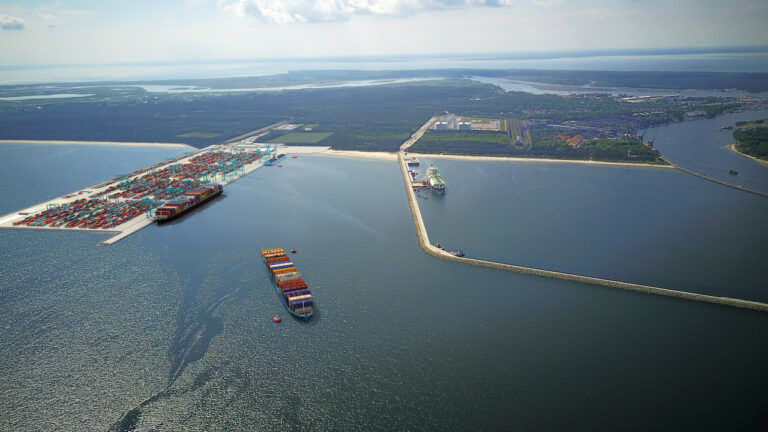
[1,45,767,70]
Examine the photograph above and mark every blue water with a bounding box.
[472,76,768,98]
[1,143,767,430]
[644,109,768,194]
[2,51,767,84]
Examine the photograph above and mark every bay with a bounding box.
[0,143,767,431]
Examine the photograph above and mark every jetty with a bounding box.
[398,118,768,313]
[0,142,279,245]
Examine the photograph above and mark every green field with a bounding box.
[268,132,332,144]
[177,132,224,138]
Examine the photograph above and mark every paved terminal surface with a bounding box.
[0,142,297,245]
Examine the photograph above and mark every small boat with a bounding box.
[729,169,738,175]
[435,242,443,249]
[450,249,465,257]
[273,314,282,323]
[292,156,298,158]
[277,165,283,168]
[290,249,297,254]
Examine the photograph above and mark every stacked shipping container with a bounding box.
[155,184,223,221]
[261,248,314,319]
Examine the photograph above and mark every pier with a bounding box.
[398,119,768,313]
[662,157,768,198]
[0,142,278,245]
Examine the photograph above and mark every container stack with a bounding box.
[261,248,314,318]
[154,184,223,221]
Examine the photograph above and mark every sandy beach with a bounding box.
[322,149,399,160]
[0,139,194,149]
[727,143,768,166]
[321,149,672,167]
[406,152,673,168]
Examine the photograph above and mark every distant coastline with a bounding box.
[0,140,194,149]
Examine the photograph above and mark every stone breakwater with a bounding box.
[662,157,768,199]
[396,124,768,313]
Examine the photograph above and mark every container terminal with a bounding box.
[0,142,283,245]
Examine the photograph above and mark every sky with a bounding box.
[0,0,766,66]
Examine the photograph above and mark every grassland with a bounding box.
[268,132,333,144]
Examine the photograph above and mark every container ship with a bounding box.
[154,184,223,223]
[261,248,314,320]
[264,154,287,166]
[426,164,446,193]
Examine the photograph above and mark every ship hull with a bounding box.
[261,249,313,320]
[264,155,287,166]
[155,189,222,224]
[267,268,312,321]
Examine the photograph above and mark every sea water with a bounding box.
[0,142,767,431]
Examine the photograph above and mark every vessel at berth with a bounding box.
[425,164,446,193]
[264,154,287,166]
[154,184,223,223]
[261,248,314,320]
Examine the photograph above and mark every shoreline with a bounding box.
[322,149,399,160]
[0,139,194,149]
[408,152,673,168]
[727,142,768,166]
[322,149,672,167]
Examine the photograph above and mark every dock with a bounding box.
[398,118,768,313]
[0,142,279,245]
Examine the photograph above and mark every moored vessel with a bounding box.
[264,154,287,166]
[154,184,223,223]
[425,164,446,193]
[261,248,314,320]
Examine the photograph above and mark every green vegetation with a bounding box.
[268,132,332,144]
[733,123,768,161]
[410,131,512,155]
[410,130,666,164]
[0,73,756,158]
[177,132,224,138]
[302,123,320,129]
[735,119,768,128]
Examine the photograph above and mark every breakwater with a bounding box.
[663,157,768,198]
[397,122,768,313]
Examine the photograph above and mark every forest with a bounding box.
[409,130,665,163]
[0,76,752,164]
[734,124,768,160]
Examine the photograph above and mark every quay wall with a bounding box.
[396,127,768,313]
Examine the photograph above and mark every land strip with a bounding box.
[0,140,193,148]
[408,152,674,168]
[397,118,768,313]
[728,143,768,166]
[662,157,768,198]
[222,120,290,144]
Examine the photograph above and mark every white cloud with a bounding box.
[0,14,25,30]
[219,0,513,23]
[531,0,567,6]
